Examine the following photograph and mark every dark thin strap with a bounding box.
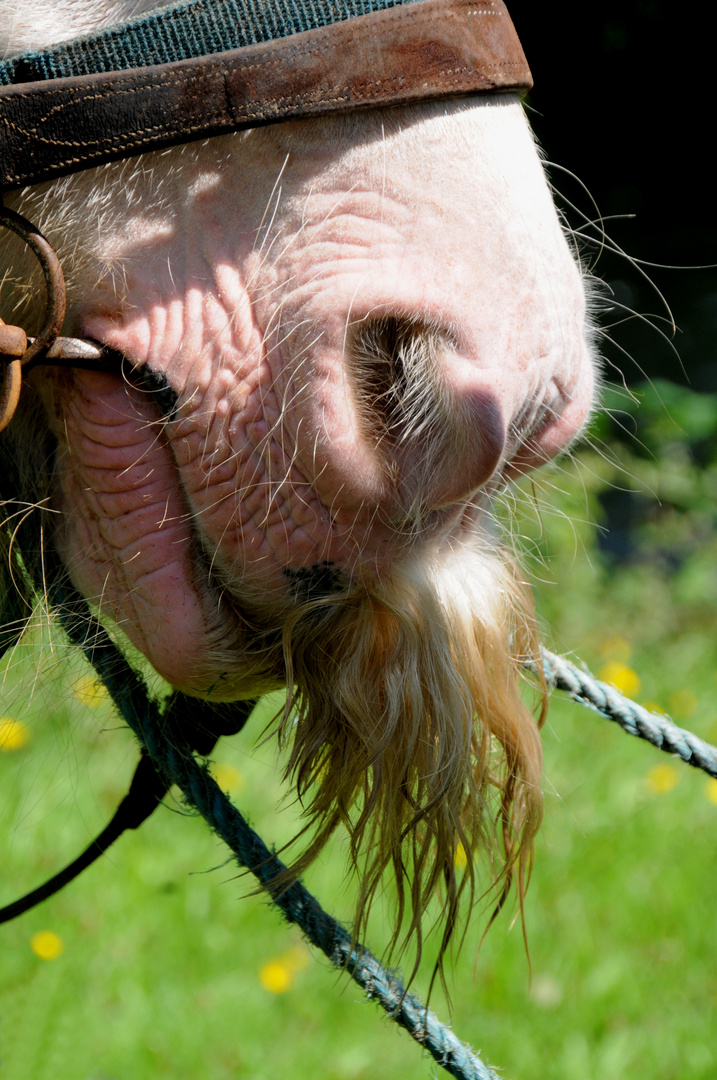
[0,0,531,190]
[0,693,255,923]
[0,752,167,924]
[163,692,257,757]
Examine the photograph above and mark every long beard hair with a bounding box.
[276,536,546,984]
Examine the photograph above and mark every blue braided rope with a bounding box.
[539,648,717,778]
[55,589,500,1080]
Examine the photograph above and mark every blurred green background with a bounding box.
[2,378,716,1080]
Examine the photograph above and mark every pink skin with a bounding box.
[37,99,595,697]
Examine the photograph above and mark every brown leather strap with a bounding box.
[0,0,531,191]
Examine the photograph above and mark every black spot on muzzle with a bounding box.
[284,561,347,603]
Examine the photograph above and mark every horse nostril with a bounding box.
[347,315,445,450]
[347,315,506,509]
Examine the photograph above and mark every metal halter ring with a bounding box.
[0,202,67,433]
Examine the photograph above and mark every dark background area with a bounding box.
[510,1,717,392]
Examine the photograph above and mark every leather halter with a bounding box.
[0,0,530,429]
[0,0,530,189]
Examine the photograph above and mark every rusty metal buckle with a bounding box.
[0,201,67,433]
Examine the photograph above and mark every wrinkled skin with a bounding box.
[1,0,597,956]
[4,106,594,693]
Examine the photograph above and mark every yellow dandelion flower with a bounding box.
[73,675,108,708]
[0,717,31,752]
[706,779,717,806]
[31,930,64,960]
[646,764,679,794]
[454,842,468,870]
[209,762,245,793]
[598,662,641,699]
[600,636,632,663]
[259,959,294,993]
[667,689,698,720]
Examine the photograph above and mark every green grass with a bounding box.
[1,380,716,1080]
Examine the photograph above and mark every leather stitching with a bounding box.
[1,0,530,186]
